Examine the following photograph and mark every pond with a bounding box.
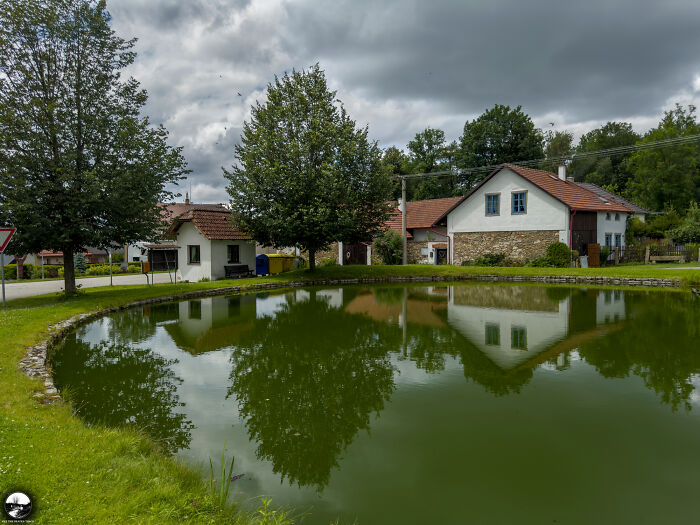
[51,283,700,524]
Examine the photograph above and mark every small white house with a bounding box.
[444,164,637,264]
[168,207,256,282]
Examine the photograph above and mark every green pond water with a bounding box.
[51,283,700,524]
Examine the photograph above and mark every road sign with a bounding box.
[0,228,16,253]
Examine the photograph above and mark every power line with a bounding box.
[396,133,700,180]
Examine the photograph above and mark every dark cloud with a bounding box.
[107,0,700,201]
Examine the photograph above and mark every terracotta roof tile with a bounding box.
[500,165,632,212]
[173,209,251,240]
[385,197,463,237]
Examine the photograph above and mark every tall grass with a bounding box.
[209,441,236,507]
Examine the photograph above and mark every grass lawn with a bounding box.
[1,264,697,524]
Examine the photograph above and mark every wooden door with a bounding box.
[571,212,597,255]
[588,243,600,268]
[343,243,368,265]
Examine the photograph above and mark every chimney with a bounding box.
[558,165,566,181]
[567,176,574,183]
[185,192,190,205]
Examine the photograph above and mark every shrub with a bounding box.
[74,253,87,274]
[545,242,572,267]
[666,202,700,244]
[527,256,551,267]
[600,246,610,264]
[319,255,338,267]
[373,231,403,265]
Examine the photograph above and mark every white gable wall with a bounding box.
[448,168,569,235]
[176,222,211,282]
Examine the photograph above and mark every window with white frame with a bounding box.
[605,233,612,247]
[615,233,622,248]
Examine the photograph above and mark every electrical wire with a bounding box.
[396,133,700,180]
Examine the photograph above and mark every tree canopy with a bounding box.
[0,0,187,293]
[456,104,543,188]
[225,64,392,270]
[626,105,700,212]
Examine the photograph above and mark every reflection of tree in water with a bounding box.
[104,303,179,344]
[579,293,700,411]
[51,335,193,453]
[227,295,397,489]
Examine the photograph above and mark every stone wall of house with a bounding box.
[407,241,428,264]
[453,230,559,264]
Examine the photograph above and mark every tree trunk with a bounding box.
[308,248,316,272]
[63,248,76,295]
[14,255,27,279]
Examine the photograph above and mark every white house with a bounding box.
[443,164,637,264]
[168,206,256,282]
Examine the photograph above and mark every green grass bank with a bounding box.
[1,264,698,523]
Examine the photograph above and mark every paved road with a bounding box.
[2,272,175,301]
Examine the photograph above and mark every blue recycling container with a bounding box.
[256,254,269,276]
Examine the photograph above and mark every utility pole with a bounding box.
[401,176,407,265]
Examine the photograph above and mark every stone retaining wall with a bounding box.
[453,230,559,264]
[20,274,682,404]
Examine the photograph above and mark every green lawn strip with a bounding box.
[1,265,697,524]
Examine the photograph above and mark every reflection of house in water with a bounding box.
[163,295,260,353]
[447,286,627,371]
[344,287,448,328]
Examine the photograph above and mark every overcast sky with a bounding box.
[108,0,700,203]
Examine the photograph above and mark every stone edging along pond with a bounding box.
[19,273,682,404]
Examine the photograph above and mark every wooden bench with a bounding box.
[224,264,253,279]
[649,255,685,264]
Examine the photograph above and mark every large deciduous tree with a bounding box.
[569,121,639,188]
[225,64,392,271]
[457,104,543,188]
[626,105,700,212]
[0,0,188,294]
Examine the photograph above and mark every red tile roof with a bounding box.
[171,208,251,240]
[160,202,227,221]
[503,165,631,212]
[385,197,463,237]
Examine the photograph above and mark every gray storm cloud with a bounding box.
[108,0,700,202]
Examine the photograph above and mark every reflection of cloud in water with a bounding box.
[255,293,289,318]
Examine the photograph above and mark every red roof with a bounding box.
[503,165,631,212]
[160,202,227,221]
[171,208,251,241]
[385,197,463,237]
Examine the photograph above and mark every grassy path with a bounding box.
[1,264,697,523]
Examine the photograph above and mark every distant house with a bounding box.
[168,206,255,282]
[126,201,228,269]
[383,197,463,264]
[25,248,115,266]
[443,164,640,264]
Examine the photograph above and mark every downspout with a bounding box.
[569,209,577,249]
[427,229,450,265]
